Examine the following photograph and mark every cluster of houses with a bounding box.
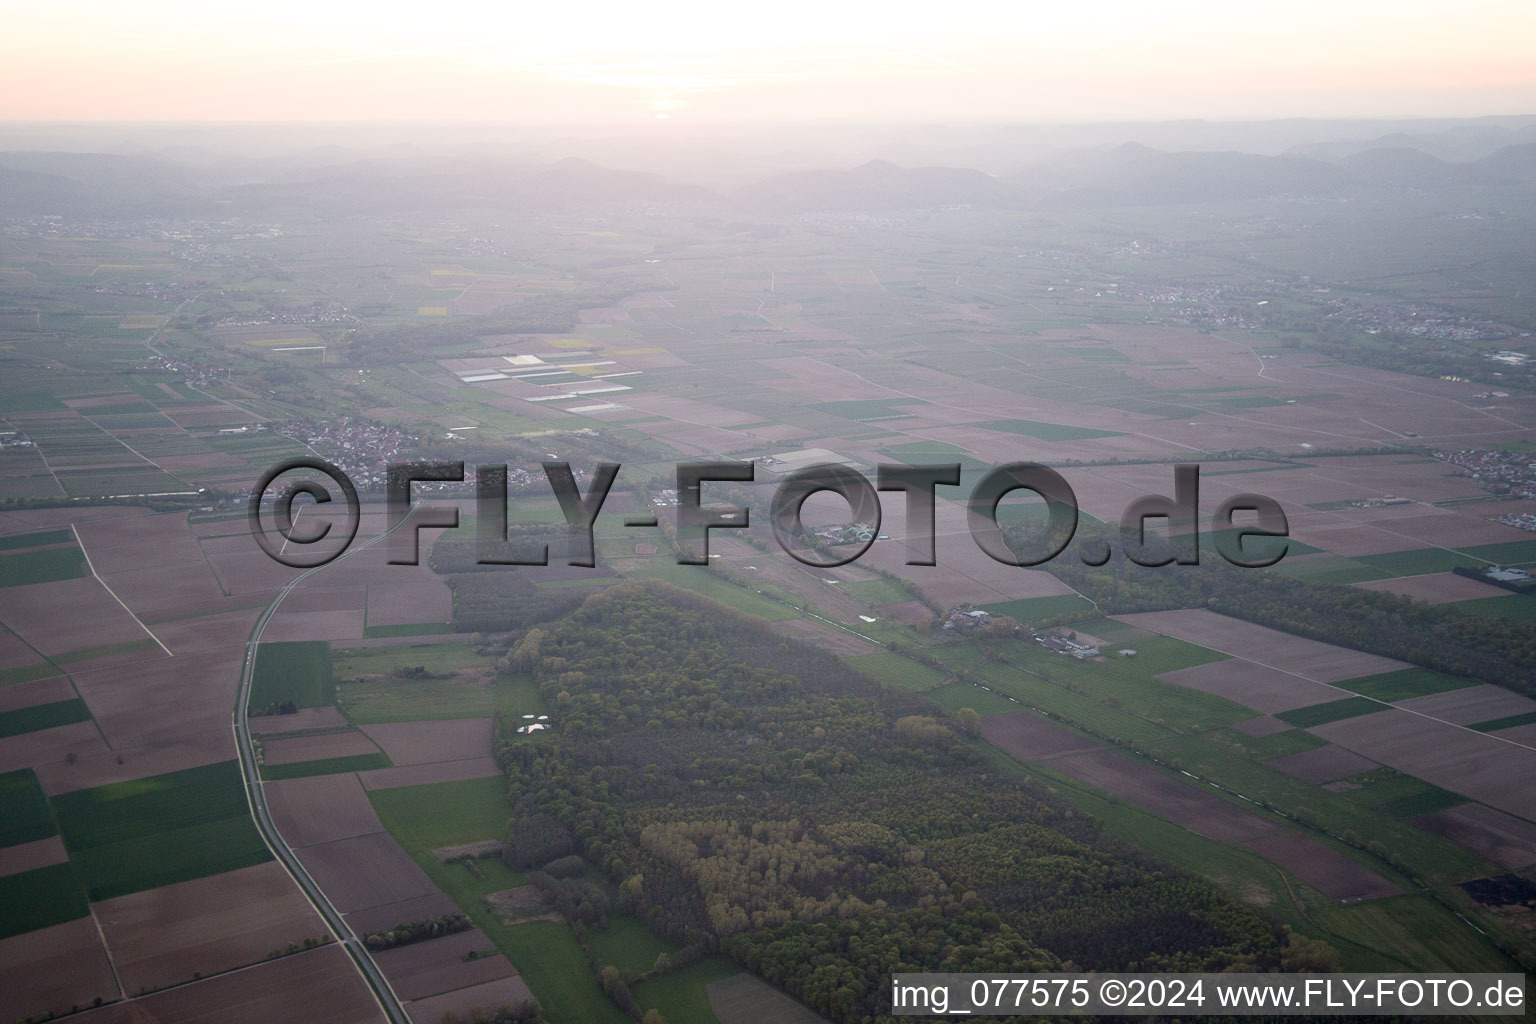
[1032,631,1102,660]
[942,609,993,632]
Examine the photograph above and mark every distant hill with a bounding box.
[213,157,712,215]
[736,159,1007,213]
[1286,121,1536,163]
[1015,144,1352,205]
[1475,143,1536,181]
[0,152,197,215]
[1339,147,1506,188]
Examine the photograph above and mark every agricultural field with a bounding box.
[7,120,1536,1021]
[51,760,272,900]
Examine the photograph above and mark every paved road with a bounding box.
[233,518,414,1024]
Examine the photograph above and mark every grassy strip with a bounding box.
[0,768,57,847]
[1469,710,1536,733]
[0,529,73,551]
[0,862,89,939]
[249,640,333,710]
[259,752,392,781]
[1335,667,1475,702]
[362,622,455,639]
[842,652,947,693]
[1274,697,1384,728]
[0,698,91,739]
[52,760,271,899]
[0,546,88,588]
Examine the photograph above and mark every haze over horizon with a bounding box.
[4,0,1535,124]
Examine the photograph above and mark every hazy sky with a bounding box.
[3,0,1534,122]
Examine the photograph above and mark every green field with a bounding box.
[0,862,89,939]
[0,768,57,847]
[1274,697,1384,728]
[978,594,1096,622]
[0,698,91,739]
[969,418,1124,441]
[1355,548,1484,576]
[588,916,679,978]
[0,529,73,551]
[1272,555,1393,585]
[249,640,333,711]
[809,399,927,421]
[1447,595,1536,623]
[368,775,511,850]
[629,956,737,1024]
[361,622,454,638]
[0,662,62,687]
[1469,710,1536,733]
[1457,539,1536,566]
[0,545,88,588]
[1337,667,1474,702]
[839,578,916,607]
[877,440,969,455]
[1209,724,1326,761]
[334,644,497,723]
[842,651,948,692]
[926,680,1023,717]
[620,560,798,621]
[51,760,271,900]
[259,752,392,780]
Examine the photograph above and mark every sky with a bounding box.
[2,0,1534,123]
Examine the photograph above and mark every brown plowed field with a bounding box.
[359,756,502,791]
[0,674,74,712]
[1113,609,1409,682]
[1397,684,1536,726]
[404,974,538,1024]
[1263,744,1379,784]
[70,647,240,754]
[365,580,453,627]
[374,928,515,1000]
[361,718,492,766]
[0,627,47,670]
[1242,832,1401,902]
[295,832,439,913]
[0,577,156,654]
[151,605,268,654]
[1356,573,1512,604]
[343,892,464,935]
[1311,710,1536,821]
[0,916,119,1021]
[262,608,366,642]
[1413,803,1536,870]
[266,773,386,848]
[75,512,209,576]
[89,943,385,1024]
[979,711,1101,761]
[1157,659,1344,713]
[96,562,230,623]
[93,861,328,994]
[262,730,382,766]
[1230,716,1294,737]
[0,720,109,774]
[0,833,68,877]
[250,707,350,735]
[37,732,233,796]
[1049,749,1279,842]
